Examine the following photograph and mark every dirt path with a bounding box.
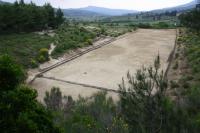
[31,29,176,102]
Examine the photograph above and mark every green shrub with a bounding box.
[188,87,200,108]
[0,55,26,91]
[0,55,60,133]
[175,53,179,59]
[173,61,179,70]
[183,82,190,89]
[52,25,96,58]
[37,55,46,63]
[170,80,180,89]
[137,23,152,29]
[128,29,132,32]
[186,75,194,81]
[86,39,93,45]
[153,22,169,29]
[30,59,38,68]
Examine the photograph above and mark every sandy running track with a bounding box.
[31,29,176,102]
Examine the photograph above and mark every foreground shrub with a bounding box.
[38,48,49,63]
[0,55,61,133]
[0,55,26,91]
[44,89,128,133]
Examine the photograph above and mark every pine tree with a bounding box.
[55,8,65,27]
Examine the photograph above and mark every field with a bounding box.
[30,29,176,102]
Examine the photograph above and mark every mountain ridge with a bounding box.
[78,6,138,16]
[150,0,196,13]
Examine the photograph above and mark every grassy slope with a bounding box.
[173,30,200,90]
[0,25,99,67]
[0,33,54,68]
[167,29,200,125]
[52,25,97,58]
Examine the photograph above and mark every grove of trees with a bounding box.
[0,55,61,133]
[0,0,64,34]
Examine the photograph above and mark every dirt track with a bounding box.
[31,29,176,102]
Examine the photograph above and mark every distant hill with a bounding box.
[62,9,104,17]
[151,0,197,13]
[79,6,137,16]
[0,0,10,5]
[64,6,138,17]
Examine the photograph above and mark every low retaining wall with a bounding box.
[164,29,178,79]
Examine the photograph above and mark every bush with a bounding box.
[175,53,179,59]
[0,55,61,133]
[137,23,152,29]
[183,82,190,89]
[38,48,49,62]
[179,9,200,33]
[37,55,46,63]
[30,59,39,68]
[170,80,180,89]
[52,25,97,57]
[128,29,132,32]
[0,55,26,91]
[173,61,179,70]
[153,22,169,29]
[86,39,93,45]
[44,87,62,111]
[44,89,128,133]
[187,87,200,109]
[119,56,169,132]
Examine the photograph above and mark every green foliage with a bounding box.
[0,33,53,68]
[173,61,179,70]
[170,80,179,89]
[0,55,26,91]
[55,8,65,27]
[38,48,49,63]
[137,23,152,28]
[30,58,38,68]
[0,1,64,34]
[86,39,93,45]
[0,55,61,133]
[119,56,170,132]
[152,22,170,29]
[44,89,128,133]
[184,33,200,76]
[52,25,96,58]
[37,55,46,63]
[179,9,200,33]
[118,55,200,132]
[170,30,200,132]
[187,87,200,110]
[44,87,62,111]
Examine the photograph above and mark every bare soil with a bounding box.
[30,29,176,102]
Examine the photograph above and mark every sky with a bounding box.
[3,0,194,11]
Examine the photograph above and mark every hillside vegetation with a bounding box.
[0,33,54,68]
[52,24,97,58]
[0,0,64,33]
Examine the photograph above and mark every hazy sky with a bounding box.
[3,0,193,11]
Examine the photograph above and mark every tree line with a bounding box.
[179,8,200,33]
[0,0,65,34]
